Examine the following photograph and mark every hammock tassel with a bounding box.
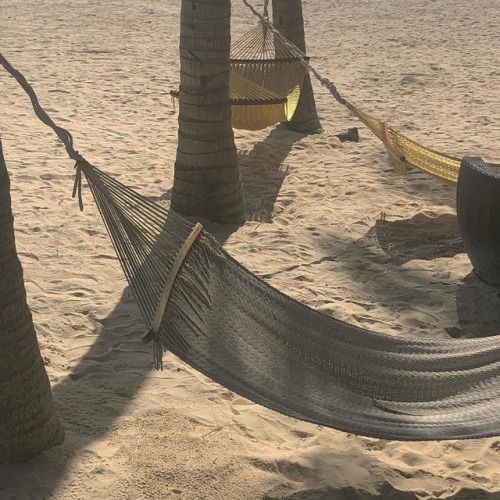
[72,159,85,211]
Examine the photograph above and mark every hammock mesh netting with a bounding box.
[79,160,500,441]
[171,21,306,130]
[230,22,306,125]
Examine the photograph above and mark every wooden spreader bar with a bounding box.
[142,222,204,343]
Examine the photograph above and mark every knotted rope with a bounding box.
[0,53,87,210]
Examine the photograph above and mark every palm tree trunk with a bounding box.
[171,0,246,224]
[272,0,322,134]
[0,138,64,463]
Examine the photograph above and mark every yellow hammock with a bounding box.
[229,70,299,130]
[230,22,307,128]
[236,2,500,182]
[170,71,298,131]
[353,107,500,183]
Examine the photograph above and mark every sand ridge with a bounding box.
[1,0,499,498]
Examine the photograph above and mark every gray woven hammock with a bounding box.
[2,53,500,441]
[79,162,500,441]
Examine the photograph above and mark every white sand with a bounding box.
[1,0,499,498]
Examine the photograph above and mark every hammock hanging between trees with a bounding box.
[230,22,306,127]
[241,0,500,183]
[1,53,499,442]
[171,21,307,131]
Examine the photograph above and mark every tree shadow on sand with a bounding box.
[374,211,463,265]
[238,124,304,223]
[307,210,500,340]
[0,284,152,497]
[261,211,462,326]
[374,212,500,338]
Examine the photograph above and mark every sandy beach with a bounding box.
[1,0,499,498]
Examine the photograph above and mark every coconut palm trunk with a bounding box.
[171,0,246,224]
[272,0,322,133]
[0,138,63,463]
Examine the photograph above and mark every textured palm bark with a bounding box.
[272,0,322,133]
[171,0,246,224]
[0,138,64,463]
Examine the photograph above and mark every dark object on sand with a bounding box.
[336,127,359,142]
[457,156,500,287]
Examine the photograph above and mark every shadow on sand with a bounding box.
[375,211,463,264]
[146,123,304,243]
[0,124,301,496]
[0,285,151,497]
[311,210,500,340]
[365,149,457,208]
[239,124,304,223]
[374,212,500,337]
